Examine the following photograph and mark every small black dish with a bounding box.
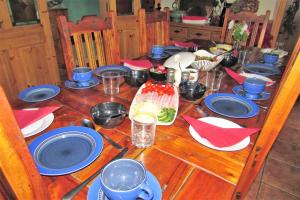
[149,67,167,82]
[90,102,127,128]
[125,69,149,87]
[179,82,206,101]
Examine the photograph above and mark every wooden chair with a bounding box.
[221,9,270,48]
[57,12,120,80]
[138,8,170,55]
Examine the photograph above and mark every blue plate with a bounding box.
[148,53,169,60]
[88,171,162,200]
[64,77,100,90]
[232,85,271,101]
[244,63,281,76]
[29,126,103,176]
[94,65,130,77]
[164,46,184,55]
[204,93,259,118]
[19,84,60,103]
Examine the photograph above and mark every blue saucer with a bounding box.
[232,85,271,100]
[87,171,162,200]
[19,84,60,102]
[64,77,99,89]
[244,63,281,76]
[148,53,169,60]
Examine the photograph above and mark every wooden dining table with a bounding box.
[14,47,284,200]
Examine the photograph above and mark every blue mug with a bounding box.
[151,45,164,58]
[100,159,153,200]
[243,78,265,99]
[72,67,93,87]
[263,53,279,65]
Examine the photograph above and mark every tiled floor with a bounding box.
[245,101,300,200]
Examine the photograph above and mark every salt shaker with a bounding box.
[167,68,176,85]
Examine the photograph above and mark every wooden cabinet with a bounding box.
[48,8,68,68]
[170,22,222,42]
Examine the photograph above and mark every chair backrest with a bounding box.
[0,87,49,199]
[221,9,270,48]
[57,12,120,80]
[138,8,170,55]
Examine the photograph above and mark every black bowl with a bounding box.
[220,54,238,67]
[179,82,206,101]
[125,69,149,87]
[90,102,127,128]
[149,68,167,82]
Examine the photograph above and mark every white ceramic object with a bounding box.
[260,48,288,58]
[163,52,196,86]
[189,117,250,151]
[182,19,209,25]
[191,50,224,71]
[21,113,54,138]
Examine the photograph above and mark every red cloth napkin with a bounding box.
[182,16,208,21]
[173,41,198,48]
[121,59,153,69]
[183,115,260,147]
[14,106,60,129]
[224,67,246,85]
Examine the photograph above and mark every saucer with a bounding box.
[64,77,99,89]
[148,53,169,60]
[87,171,162,200]
[232,85,270,100]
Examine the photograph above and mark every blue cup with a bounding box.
[151,45,164,58]
[243,78,266,99]
[100,159,153,200]
[263,53,279,65]
[72,67,93,87]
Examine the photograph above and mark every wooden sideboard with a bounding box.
[170,22,222,42]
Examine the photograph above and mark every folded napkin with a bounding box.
[173,41,199,48]
[224,68,246,85]
[121,59,153,69]
[183,115,260,147]
[225,67,273,86]
[14,106,60,129]
[182,16,208,21]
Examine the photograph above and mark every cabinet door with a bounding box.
[118,28,140,58]
[170,26,188,41]
[0,0,60,103]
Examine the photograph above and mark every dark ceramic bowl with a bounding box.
[179,81,206,101]
[90,102,127,128]
[149,67,167,82]
[220,54,238,67]
[125,69,149,87]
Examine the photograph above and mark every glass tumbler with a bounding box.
[131,113,157,148]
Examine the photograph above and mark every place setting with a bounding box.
[65,67,100,90]
[148,45,169,60]
[19,84,61,102]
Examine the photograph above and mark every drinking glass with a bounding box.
[131,113,157,148]
[205,69,224,93]
[101,72,121,95]
[238,50,249,72]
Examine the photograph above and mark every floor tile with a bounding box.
[258,183,300,200]
[262,158,300,197]
[244,180,260,200]
[278,125,300,144]
[269,139,300,167]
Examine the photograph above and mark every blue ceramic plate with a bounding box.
[29,126,103,176]
[232,85,271,101]
[148,53,169,60]
[94,65,130,78]
[164,46,184,55]
[204,93,259,118]
[19,84,60,103]
[244,63,281,76]
[64,77,100,90]
[87,171,162,200]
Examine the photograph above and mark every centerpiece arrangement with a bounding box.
[228,20,250,50]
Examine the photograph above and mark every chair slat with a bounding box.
[83,32,97,69]
[94,31,106,66]
[249,22,260,47]
[72,33,86,67]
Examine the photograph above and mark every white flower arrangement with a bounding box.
[228,20,250,42]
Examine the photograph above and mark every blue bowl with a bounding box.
[151,45,165,57]
[243,78,265,96]
[72,67,93,86]
[263,53,279,64]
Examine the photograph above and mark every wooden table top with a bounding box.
[15,49,283,200]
